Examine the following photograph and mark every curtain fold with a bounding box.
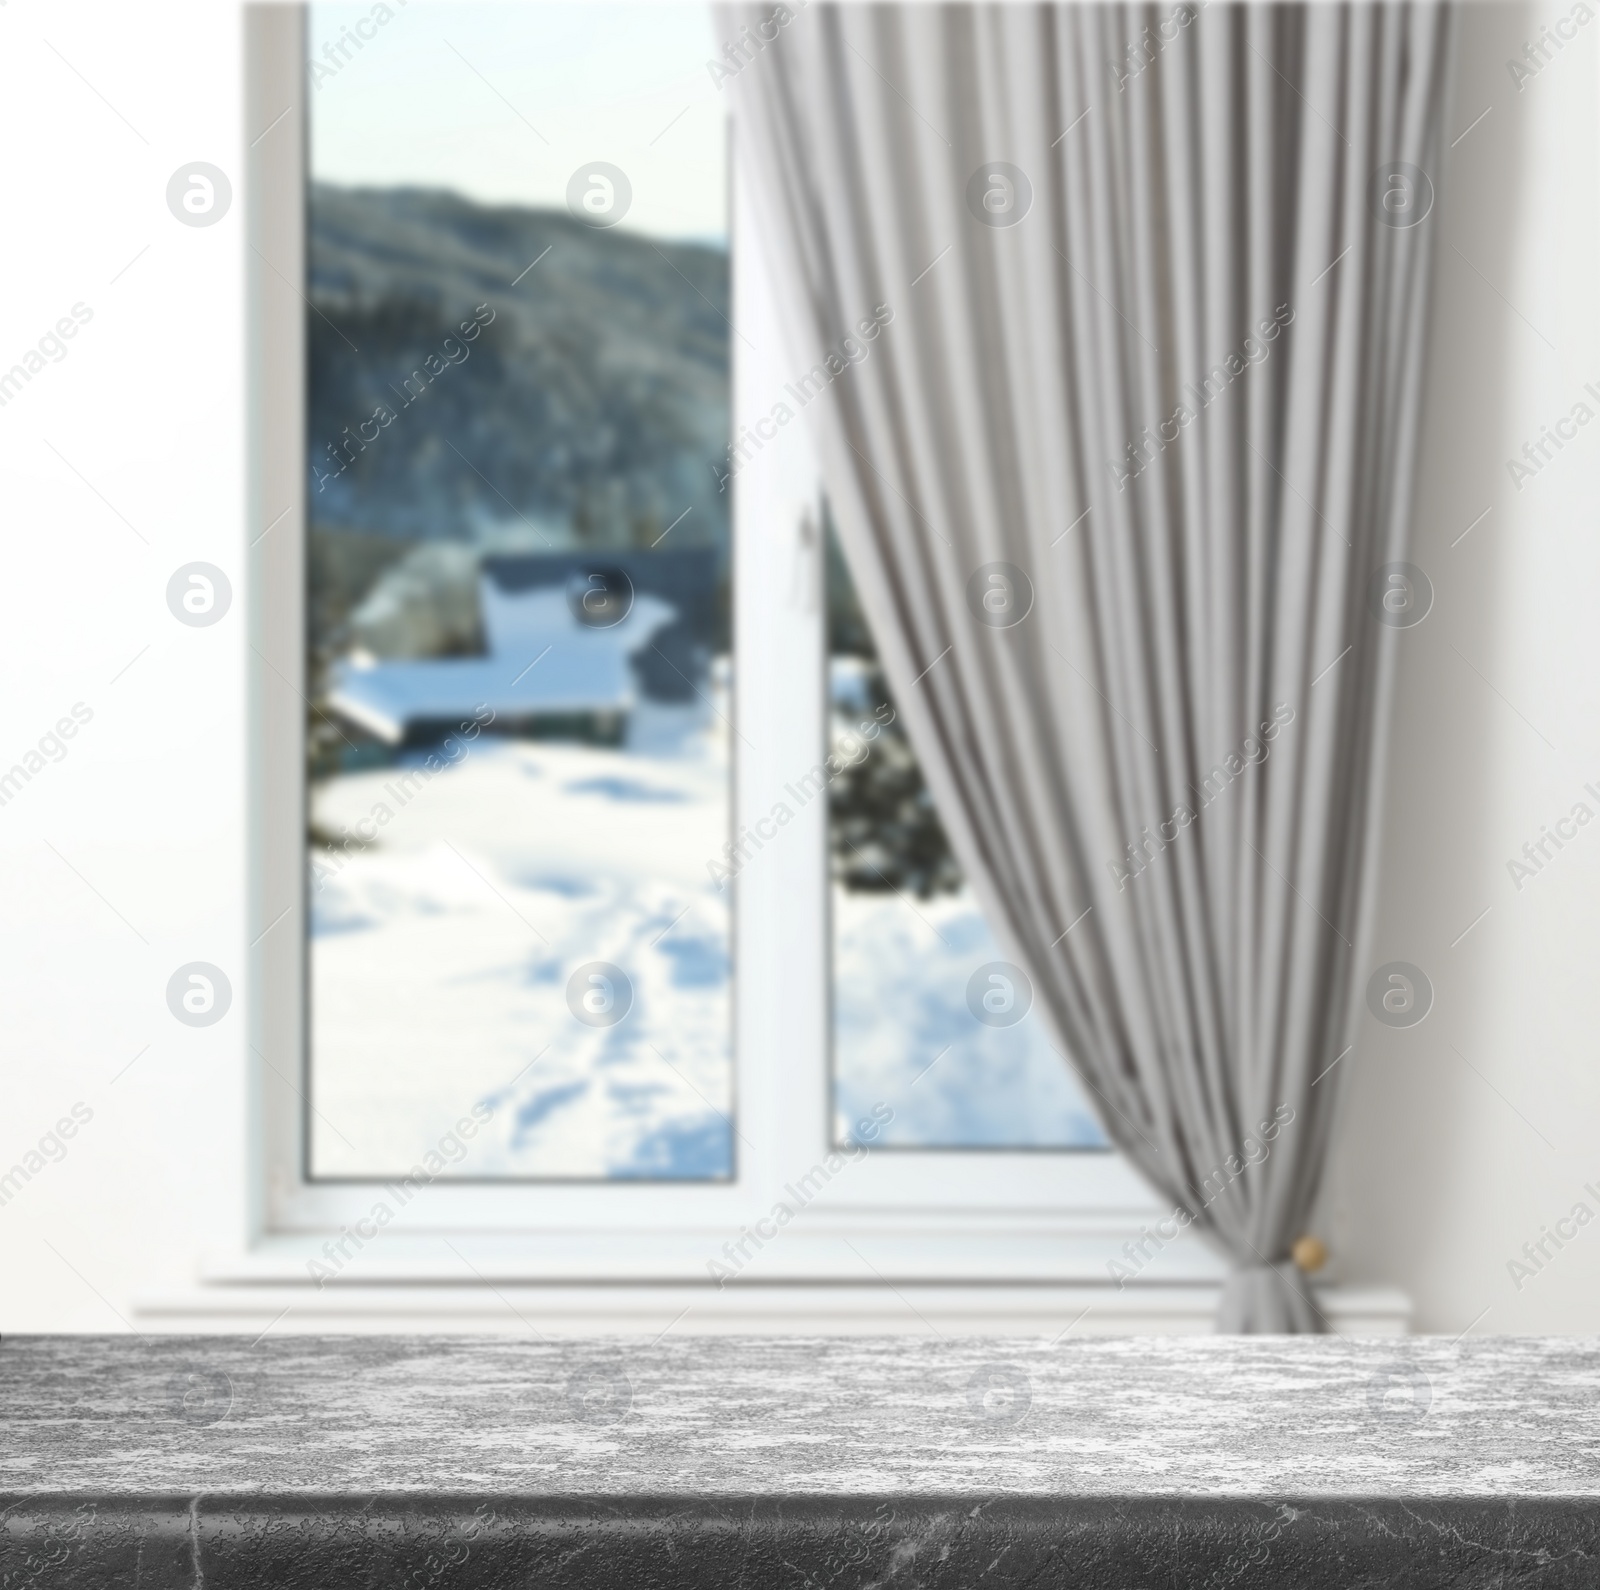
[723,2,1452,1331]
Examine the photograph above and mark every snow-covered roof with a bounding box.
[329,583,678,744]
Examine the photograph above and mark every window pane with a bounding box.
[306,4,732,1180]
[827,525,1108,1149]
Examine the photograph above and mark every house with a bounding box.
[327,549,719,749]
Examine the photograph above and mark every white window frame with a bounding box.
[233,0,1223,1299]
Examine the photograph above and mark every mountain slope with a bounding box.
[307,183,730,550]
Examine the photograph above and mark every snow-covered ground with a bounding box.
[308,728,1105,1180]
[832,888,1108,1149]
[309,731,733,1179]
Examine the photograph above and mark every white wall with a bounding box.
[0,1,251,1329]
[0,1,1594,1336]
[1323,1,1600,1334]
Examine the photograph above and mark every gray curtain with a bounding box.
[724,2,1452,1330]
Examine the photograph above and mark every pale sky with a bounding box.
[308,3,728,242]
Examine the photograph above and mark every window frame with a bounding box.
[242,0,1212,1291]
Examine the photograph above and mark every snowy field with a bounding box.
[309,732,1106,1180]
[309,730,733,1179]
[832,888,1108,1150]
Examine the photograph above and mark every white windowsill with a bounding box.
[134,1277,1410,1336]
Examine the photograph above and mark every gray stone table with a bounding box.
[2,1334,1598,1586]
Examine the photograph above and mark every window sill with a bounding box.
[135,1276,1410,1335]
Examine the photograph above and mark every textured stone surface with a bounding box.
[2,1335,1599,1585]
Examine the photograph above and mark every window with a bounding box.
[303,2,733,1182]
[249,1,1186,1287]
